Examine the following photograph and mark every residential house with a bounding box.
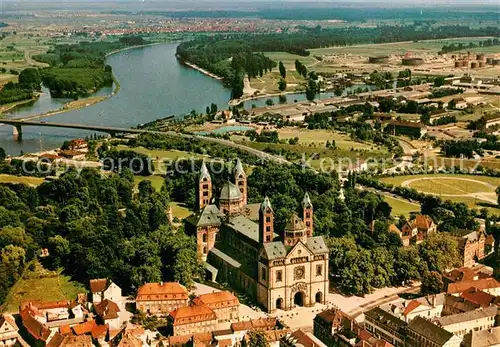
[70,320,109,344]
[167,304,217,336]
[442,267,482,292]
[462,326,500,347]
[400,215,436,246]
[405,316,462,347]
[89,279,122,304]
[19,307,52,345]
[457,230,487,268]
[230,318,279,344]
[434,306,498,337]
[447,278,500,297]
[382,294,445,323]
[191,291,239,323]
[460,287,500,308]
[109,330,142,347]
[313,308,355,346]
[93,299,121,330]
[443,294,483,316]
[59,150,86,161]
[364,307,406,347]
[0,314,20,346]
[136,282,188,315]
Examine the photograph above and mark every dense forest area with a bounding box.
[177,25,500,98]
[0,165,201,306]
[0,68,41,105]
[33,36,145,97]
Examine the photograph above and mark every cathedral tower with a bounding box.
[234,159,247,206]
[302,192,313,237]
[259,197,274,243]
[198,161,212,210]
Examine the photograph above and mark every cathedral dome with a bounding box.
[219,182,242,202]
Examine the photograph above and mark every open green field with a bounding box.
[117,145,207,161]
[249,71,305,94]
[171,202,192,220]
[309,37,495,56]
[0,174,44,186]
[276,128,385,151]
[264,52,318,69]
[3,262,85,313]
[384,195,420,216]
[134,174,165,191]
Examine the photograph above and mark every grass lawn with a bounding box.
[384,196,420,216]
[134,175,165,191]
[171,202,192,219]
[0,174,45,186]
[264,52,317,69]
[3,262,85,313]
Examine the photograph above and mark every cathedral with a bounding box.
[185,160,329,313]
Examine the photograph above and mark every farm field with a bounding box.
[0,174,45,186]
[384,196,420,216]
[3,262,85,313]
[308,37,495,56]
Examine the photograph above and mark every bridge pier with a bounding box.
[12,125,22,141]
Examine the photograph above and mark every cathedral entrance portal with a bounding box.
[294,291,304,307]
[315,292,323,303]
[276,298,283,310]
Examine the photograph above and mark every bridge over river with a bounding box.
[0,119,292,166]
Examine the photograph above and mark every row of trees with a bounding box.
[440,38,500,54]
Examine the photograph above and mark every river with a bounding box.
[0,43,232,155]
[0,43,376,155]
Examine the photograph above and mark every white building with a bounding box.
[89,279,122,304]
[0,314,20,346]
[434,306,498,337]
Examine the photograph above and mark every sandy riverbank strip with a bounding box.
[180,60,223,80]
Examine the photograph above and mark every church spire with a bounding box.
[302,192,313,237]
[199,160,211,182]
[198,160,212,210]
[235,158,246,178]
[302,192,313,209]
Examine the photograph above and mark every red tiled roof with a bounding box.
[169,304,216,326]
[91,323,109,339]
[116,331,141,347]
[231,320,253,332]
[49,335,92,347]
[218,338,232,347]
[460,287,499,307]
[21,300,71,311]
[415,215,433,230]
[94,299,120,320]
[403,300,421,316]
[20,307,51,342]
[192,291,239,309]
[486,234,495,245]
[444,267,477,283]
[72,321,95,336]
[59,325,72,336]
[448,278,500,294]
[136,282,188,301]
[231,317,277,332]
[89,279,109,293]
[358,329,373,342]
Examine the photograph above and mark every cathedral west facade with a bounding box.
[185,160,329,313]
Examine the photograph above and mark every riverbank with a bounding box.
[0,95,40,115]
[179,59,223,81]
